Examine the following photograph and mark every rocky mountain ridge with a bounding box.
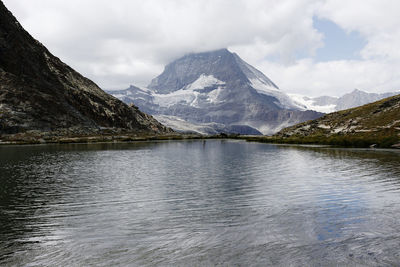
[0,1,171,137]
[290,89,399,113]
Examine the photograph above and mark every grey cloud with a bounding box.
[3,0,400,96]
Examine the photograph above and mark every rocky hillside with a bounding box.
[0,1,171,137]
[276,94,400,147]
[109,49,322,135]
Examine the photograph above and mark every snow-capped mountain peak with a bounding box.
[108,49,322,134]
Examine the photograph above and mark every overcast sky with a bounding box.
[4,0,400,96]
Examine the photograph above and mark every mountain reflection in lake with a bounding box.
[1,140,400,266]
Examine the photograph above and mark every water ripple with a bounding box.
[1,141,400,266]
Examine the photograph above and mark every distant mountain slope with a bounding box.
[335,89,399,111]
[109,49,322,135]
[290,89,399,113]
[0,1,171,136]
[277,94,400,147]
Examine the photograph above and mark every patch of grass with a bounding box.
[240,130,400,148]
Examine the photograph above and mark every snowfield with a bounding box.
[289,94,336,113]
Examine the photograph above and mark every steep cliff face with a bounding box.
[0,1,171,135]
[110,49,323,135]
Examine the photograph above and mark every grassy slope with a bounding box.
[246,94,400,148]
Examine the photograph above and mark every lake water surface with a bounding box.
[1,140,400,266]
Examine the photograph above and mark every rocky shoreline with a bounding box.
[2,131,399,150]
[0,131,201,145]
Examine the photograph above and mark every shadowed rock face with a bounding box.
[0,1,171,135]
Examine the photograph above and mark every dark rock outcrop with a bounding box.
[0,1,172,136]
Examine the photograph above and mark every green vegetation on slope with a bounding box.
[267,94,400,148]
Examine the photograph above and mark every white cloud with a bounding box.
[317,0,400,61]
[234,0,400,96]
[255,59,400,97]
[3,0,400,96]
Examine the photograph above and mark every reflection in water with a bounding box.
[1,141,400,266]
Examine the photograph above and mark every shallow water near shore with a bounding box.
[1,140,400,266]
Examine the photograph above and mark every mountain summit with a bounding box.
[149,49,277,93]
[110,49,322,134]
[0,1,170,136]
[148,48,298,110]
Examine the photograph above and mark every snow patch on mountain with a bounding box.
[207,86,224,104]
[249,78,279,94]
[150,74,225,107]
[154,115,222,134]
[153,89,198,107]
[154,115,262,135]
[289,94,336,113]
[186,74,225,90]
[289,89,400,113]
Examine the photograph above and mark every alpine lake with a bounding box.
[1,140,400,266]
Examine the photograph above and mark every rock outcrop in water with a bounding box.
[109,49,323,135]
[0,1,171,137]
